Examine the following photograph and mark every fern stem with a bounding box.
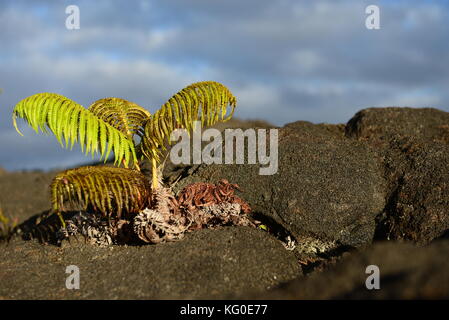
[57,212,66,229]
[151,157,159,189]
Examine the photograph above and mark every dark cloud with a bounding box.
[1,0,448,170]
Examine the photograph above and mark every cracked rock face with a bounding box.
[346,108,449,245]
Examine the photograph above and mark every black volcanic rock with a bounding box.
[372,135,449,244]
[245,240,449,299]
[346,107,449,144]
[346,107,449,245]
[174,121,387,249]
[0,227,300,299]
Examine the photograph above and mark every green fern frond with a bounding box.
[12,93,137,166]
[141,81,237,163]
[50,166,151,219]
[88,97,151,140]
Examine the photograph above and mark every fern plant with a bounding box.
[12,81,237,225]
[0,204,18,241]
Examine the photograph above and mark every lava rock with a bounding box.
[246,240,449,299]
[174,121,386,249]
[346,107,449,144]
[346,108,449,244]
[0,227,300,299]
[374,136,449,244]
[0,171,55,222]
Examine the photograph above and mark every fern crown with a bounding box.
[12,81,238,219]
[12,81,236,166]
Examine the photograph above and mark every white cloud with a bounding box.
[233,84,280,111]
[287,50,324,72]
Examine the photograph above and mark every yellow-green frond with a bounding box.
[141,81,237,163]
[50,166,151,219]
[88,97,151,140]
[12,93,138,167]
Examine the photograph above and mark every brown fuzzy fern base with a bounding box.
[54,180,254,246]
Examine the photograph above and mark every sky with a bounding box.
[1,0,449,171]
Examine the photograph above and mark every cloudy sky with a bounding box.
[1,0,448,171]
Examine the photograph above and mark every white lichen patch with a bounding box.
[282,235,297,251]
[294,236,338,255]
